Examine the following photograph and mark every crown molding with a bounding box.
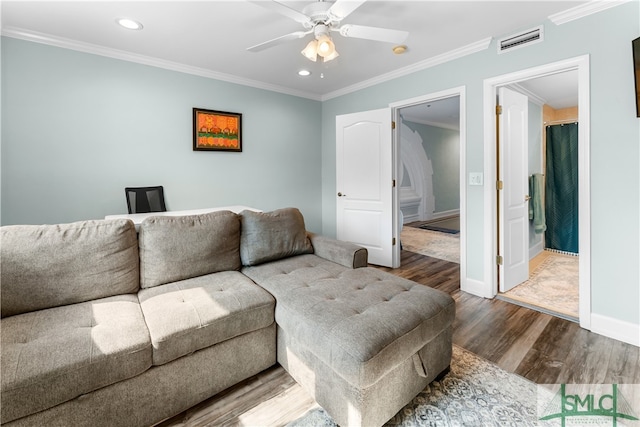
[2,1,628,104]
[321,37,492,101]
[1,27,323,101]
[3,26,492,103]
[508,82,547,106]
[548,0,631,25]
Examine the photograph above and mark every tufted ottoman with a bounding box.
[242,253,455,427]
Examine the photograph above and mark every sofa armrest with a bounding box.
[307,232,368,269]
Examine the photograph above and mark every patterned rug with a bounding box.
[400,227,459,263]
[501,254,579,320]
[287,345,548,427]
[419,217,460,234]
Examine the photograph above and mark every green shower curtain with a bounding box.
[545,123,579,254]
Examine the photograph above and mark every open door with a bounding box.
[336,108,395,267]
[498,87,529,292]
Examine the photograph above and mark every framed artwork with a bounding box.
[193,108,242,152]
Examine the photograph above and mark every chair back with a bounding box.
[125,186,166,214]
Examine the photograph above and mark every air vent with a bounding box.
[498,26,543,54]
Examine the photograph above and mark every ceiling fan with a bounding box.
[247,0,409,62]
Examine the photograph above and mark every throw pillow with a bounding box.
[239,208,313,266]
[139,210,241,288]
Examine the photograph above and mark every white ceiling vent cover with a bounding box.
[498,26,544,54]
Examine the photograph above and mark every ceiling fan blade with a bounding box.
[328,0,367,20]
[338,24,408,44]
[248,1,311,25]
[247,31,309,52]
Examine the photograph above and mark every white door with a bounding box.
[336,108,394,267]
[499,87,529,292]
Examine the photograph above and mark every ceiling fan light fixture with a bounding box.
[316,34,335,57]
[301,39,319,61]
[323,49,339,62]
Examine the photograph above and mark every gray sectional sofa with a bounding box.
[1,208,455,427]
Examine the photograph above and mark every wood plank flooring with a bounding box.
[158,250,639,427]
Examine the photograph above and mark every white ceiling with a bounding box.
[516,69,580,109]
[401,96,461,130]
[2,0,592,101]
[399,68,580,131]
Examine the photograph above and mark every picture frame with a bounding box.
[193,108,242,152]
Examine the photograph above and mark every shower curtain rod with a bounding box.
[544,119,578,125]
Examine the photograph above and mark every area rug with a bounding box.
[500,254,578,320]
[418,217,460,234]
[400,227,459,263]
[287,345,547,427]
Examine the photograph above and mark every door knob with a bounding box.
[525,195,531,201]
[338,192,346,197]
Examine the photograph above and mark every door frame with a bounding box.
[482,55,591,329]
[390,86,467,282]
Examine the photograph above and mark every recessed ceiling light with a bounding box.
[117,18,143,30]
[298,70,311,77]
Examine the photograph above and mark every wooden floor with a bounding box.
[158,250,640,427]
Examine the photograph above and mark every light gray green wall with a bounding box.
[403,121,460,213]
[321,2,639,325]
[528,101,543,253]
[1,3,638,327]
[1,37,323,231]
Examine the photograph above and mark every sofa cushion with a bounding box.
[139,210,241,289]
[242,255,455,388]
[0,219,139,318]
[239,208,313,266]
[1,294,151,424]
[138,271,275,366]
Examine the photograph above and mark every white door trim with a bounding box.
[482,55,591,330]
[390,86,467,288]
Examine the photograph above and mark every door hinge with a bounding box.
[391,121,396,129]
[392,237,397,246]
[392,179,396,187]
[496,105,503,115]
[496,180,503,190]
[496,255,504,265]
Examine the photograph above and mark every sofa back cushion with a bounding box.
[0,219,139,318]
[239,208,313,266]
[139,211,241,288]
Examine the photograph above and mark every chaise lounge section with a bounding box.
[1,208,455,427]
[240,210,455,427]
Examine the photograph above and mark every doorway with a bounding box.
[483,55,591,330]
[397,96,461,264]
[390,86,466,286]
[496,75,580,321]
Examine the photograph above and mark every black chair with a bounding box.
[125,186,166,214]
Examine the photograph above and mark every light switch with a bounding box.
[469,173,484,186]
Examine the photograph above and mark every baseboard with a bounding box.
[432,209,460,220]
[590,313,640,347]
[402,213,420,224]
[461,277,493,299]
[529,240,544,260]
